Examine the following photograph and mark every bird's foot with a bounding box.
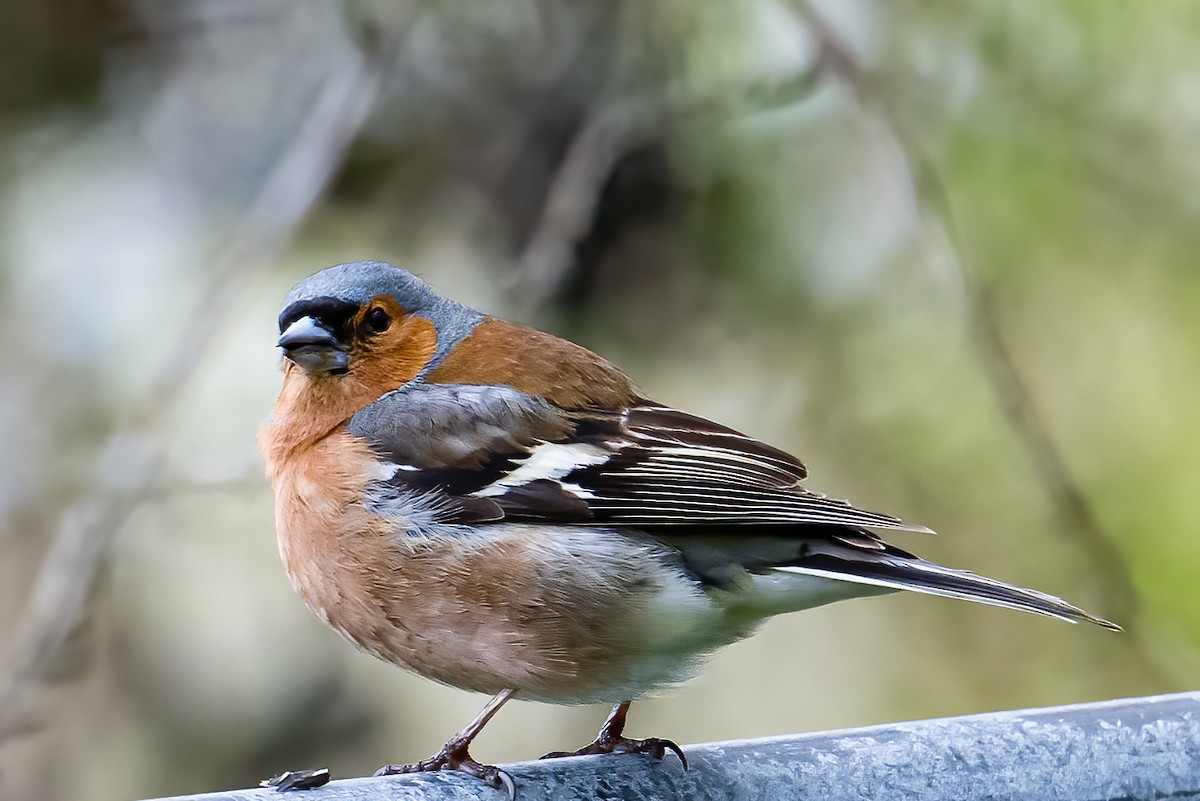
[375,744,515,799]
[541,735,688,769]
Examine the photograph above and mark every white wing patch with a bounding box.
[471,441,611,497]
[369,460,405,481]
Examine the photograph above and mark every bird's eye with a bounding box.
[365,307,390,332]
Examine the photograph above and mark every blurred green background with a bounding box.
[1,2,1197,799]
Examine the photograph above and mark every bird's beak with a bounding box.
[278,316,349,375]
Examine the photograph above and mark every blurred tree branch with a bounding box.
[505,58,826,317]
[0,20,386,742]
[506,101,650,315]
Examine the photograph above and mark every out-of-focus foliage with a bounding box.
[1,2,1196,800]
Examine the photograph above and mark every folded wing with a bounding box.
[347,384,925,532]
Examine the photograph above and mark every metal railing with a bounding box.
[148,690,1200,801]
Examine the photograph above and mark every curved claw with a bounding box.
[539,750,576,760]
[462,762,516,800]
[493,768,517,801]
[657,738,688,770]
[616,737,687,770]
[541,735,687,771]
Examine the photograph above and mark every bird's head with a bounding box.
[275,261,482,388]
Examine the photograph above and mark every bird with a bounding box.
[258,260,1118,793]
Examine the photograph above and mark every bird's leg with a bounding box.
[375,689,517,797]
[541,701,687,768]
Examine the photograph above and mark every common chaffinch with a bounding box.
[258,260,1117,793]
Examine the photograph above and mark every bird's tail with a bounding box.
[776,541,1120,630]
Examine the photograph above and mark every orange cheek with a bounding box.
[349,314,438,394]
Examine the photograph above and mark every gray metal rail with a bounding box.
[149,690,1200,801]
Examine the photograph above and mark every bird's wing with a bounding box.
[544,402,925,530]
[347,384,926,532]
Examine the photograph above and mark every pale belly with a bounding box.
[281,516,751,704]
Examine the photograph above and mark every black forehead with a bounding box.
[277,297,359,333]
